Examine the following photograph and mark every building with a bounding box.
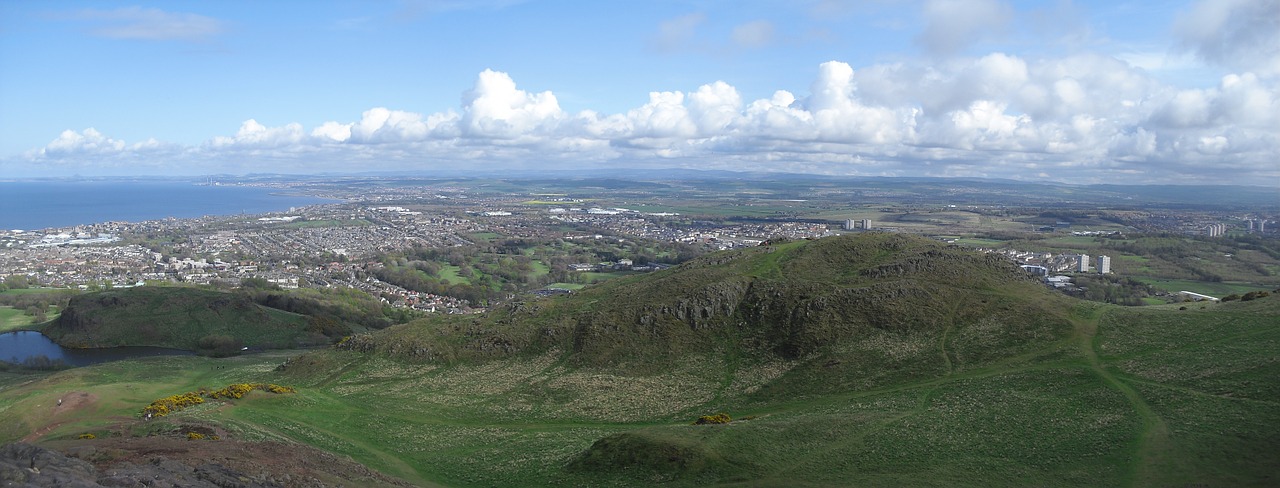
[1077,254,1090,273]
[844,219,856,230]
[1020,265,1049,276]
[860,219,871,230]
[1178,291,1220,302]
[1096,255,1111,274]
[1206,223,1226,237]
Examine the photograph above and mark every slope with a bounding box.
[43,286,318,353]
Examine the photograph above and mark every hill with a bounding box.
[44,286,324,355]
[1,234,1275,487]
[341,233,1075,392]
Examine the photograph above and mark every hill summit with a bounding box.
[340,233,1075,389]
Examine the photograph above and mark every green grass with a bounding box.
[0,306,58,332]
[437,265,470,285]
[2,236,1277,487]
[0,307,30,331]
[545,283,585,290]
[10,296,1276,486]
[1134,277,1272,297]
[0,288,67,295]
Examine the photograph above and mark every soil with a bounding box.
[22,391,99,443]
[36,435,416,487]
[11,389,416,487]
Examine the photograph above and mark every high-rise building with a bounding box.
[1097,255,1111,274]
[860,219,872,230]
[1206,223,1226,237]
[844,219,856,230]
[1077,254,1090,273]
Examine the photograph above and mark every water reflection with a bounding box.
[0,330,193,367]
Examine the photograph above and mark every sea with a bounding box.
[0,180,338,231]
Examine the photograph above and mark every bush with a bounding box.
[143,383,297,417]
[78,433,96,440]
[1241,291,1271,301]
[694,413,731,425]
[196,334,244,358]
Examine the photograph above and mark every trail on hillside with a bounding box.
[21,391,97,443]
[1073,306,1171,488]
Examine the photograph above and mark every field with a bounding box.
[0,306,59,332]
[2,293,1276,486]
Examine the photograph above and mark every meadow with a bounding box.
[1,236,1275,486]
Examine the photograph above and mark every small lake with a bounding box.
[0,330,194,367]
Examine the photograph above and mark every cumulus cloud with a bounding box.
[916,0,1013,56]
[1174,0,1280,76]
[13,56,1280,185]
[69,7,224,42]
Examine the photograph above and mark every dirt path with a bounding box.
[21,391,99,442]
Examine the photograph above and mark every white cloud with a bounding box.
[916,0,1013,56]
[652,13,706,53]
[70,7,224,42]
[460,70,564,139]
[12,57,1280,185]
[1174,0,1280,76]
[731,20,776,48]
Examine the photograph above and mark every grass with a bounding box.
[437,265,470,285]
[10,296,1275,487]
[1133,277,1272,297]
[2,236,1276,487]
[0,307,32,331]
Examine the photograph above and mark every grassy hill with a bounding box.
[1,234,1276,487]
[43,286,320,353]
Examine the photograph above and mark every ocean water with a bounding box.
[0,181,336,230]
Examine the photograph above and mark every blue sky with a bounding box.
[1,0,1277,185]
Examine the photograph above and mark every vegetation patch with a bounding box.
[143,383,297,417]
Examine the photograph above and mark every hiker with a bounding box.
[57,398,62,407]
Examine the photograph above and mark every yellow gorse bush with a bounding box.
[143,383,297,417]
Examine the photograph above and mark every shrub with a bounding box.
[1241,291,1271,301]
[196,334,244,358]
[78,433,96,440]
[1222,294,1241,302]
[186,432,206,440]
[142,383,297,417]
[694,413,732,425]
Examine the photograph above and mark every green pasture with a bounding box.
[1135,277,1273,297]
[3,295,1277,487]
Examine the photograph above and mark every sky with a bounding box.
[1,0,1277,186]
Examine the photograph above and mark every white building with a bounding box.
[1077,254,1090,273]
[1097,255,1111,274]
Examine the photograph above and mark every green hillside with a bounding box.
[1,234,1276,487]
[43,286,319,353]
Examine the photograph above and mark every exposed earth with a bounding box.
[2,435,415,487]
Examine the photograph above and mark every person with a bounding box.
[57,398,62,407]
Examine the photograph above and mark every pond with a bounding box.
[0,330,194,367]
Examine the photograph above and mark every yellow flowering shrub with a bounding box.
[142,383,297,417]
[693,412,732,425]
